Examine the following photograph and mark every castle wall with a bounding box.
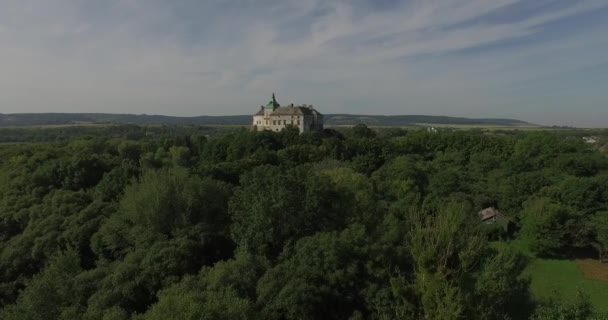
[253,114,314,132]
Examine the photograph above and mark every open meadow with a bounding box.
[525,259,608,313]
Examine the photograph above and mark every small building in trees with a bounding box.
[583,136,599,144]
[479,207,512,232]
[479,207,502,223]
[252,93,323,133]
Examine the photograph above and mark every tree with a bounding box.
[119,168,232,236]
[277,144,325,165]
[94,162,138,202]
[351,124,376,138]
[592,211,608,262]
[229,165,348,259]
[256,226,369,320]
[0,250,84,320]
[519,198,570,256]
[406,202,486,319]
[169,146,192,167]
[318,166,378,225]
[472,246,532,319]
[531,291,608,320]
[377,202,530,320]
[140,251,266,320]
[117,141,142,163]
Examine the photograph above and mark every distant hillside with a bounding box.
[0,113,535,127]
[0,113,251,126]
[324,114,533,126]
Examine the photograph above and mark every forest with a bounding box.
[0,124,607,320]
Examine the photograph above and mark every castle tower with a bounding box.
[264,93,279,117]
[266,93,279,110]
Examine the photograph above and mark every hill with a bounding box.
[0,113,535,127]
[324,114,533,126]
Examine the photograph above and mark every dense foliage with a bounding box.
[0,125,607,319]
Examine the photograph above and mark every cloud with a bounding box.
[0,0,607,126]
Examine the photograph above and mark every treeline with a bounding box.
[0,113,531,127]
[0,125,231,143]
[0,125,607,319]
[0,113,251,126]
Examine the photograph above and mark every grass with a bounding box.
[492,240,608,312]
[524,258,608,313]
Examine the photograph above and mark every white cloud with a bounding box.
[0,0,607,126]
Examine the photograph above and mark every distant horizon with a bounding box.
[4,110,606,128]
[1,1,607,127]
[0,110,583,128]
[1,110,530,118]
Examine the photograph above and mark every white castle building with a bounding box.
[252,93,323,133]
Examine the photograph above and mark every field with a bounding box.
[492,240,608,313]
[524,258,608,312]
[414,123,548,131]
[329,123,561,131]
[326,124,550,133]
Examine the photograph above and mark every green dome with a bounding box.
[265,93,279,109]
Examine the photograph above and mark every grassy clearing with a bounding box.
[492,240,608,312]
[524,258,608,313]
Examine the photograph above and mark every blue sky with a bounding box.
[0,0,607,126]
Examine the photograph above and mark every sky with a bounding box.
[1,0,607,127]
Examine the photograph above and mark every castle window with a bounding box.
[297,120,300,125]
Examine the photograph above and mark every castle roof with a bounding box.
[272,106,313,115]
[254,94,322,117]
[254,106,322,116]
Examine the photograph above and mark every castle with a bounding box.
[252,94,323,133]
